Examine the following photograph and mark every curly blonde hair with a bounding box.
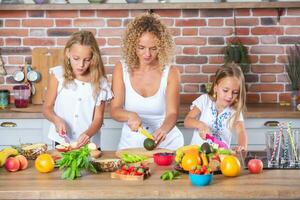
[63,30,106,98]
[122,13,174,71]
[208,63,246,129]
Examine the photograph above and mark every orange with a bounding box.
[181,153,201,171]
[220,155,241,177]
[35,153,55,173]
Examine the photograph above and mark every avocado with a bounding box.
[143,138,156,151]
[201,142,213,154]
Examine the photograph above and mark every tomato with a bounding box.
[248,159,263,174]
[35,154,55,173]
[220,155,241,177]
[181,153,201,171]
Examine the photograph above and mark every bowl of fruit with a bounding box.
[153,152,174,166]
[189,165,213,187]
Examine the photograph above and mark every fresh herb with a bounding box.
[160,170,181,181]
[56,145,97,180]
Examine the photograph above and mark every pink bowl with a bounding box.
[153,152,174,166]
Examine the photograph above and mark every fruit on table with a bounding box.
[175,145,200,163]
[21,143,47,160]
[143,138,156,151]
[181,153,201,171]
[0,147,19,166]
[220,155,241,177]
[15,155,28,170]
[87,142,97,151]
[115,163,150,177]
[35,153,55,173]
[248,159,263,174]
[5,157,20,172]
[200,142,213,154]
[55,144,70,152]
[90,150,102,159]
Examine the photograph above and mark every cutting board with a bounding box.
[31,48,64,104]
[115,148,174,158]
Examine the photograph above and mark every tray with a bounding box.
[111,172,145,181]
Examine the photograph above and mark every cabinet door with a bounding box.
[176,120,194,145]
[100,119,122,151]
[0,119,51,150]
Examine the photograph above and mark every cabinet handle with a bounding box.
[264,121,279,127]
[0,122,17,127]
[176,120,184,127]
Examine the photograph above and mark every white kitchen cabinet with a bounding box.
[0,119,52,150]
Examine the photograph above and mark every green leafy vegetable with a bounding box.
[160,170,181,181]
[56,145,97,180]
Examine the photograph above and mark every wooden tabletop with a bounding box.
[0,152,300,200]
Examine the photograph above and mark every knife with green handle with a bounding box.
[138,127,154,140]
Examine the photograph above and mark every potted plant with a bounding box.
[286,44,300,108]
[224,41,250,74]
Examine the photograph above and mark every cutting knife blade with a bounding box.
[138,127,154,140]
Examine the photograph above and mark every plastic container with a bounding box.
[0,90,9,109]
[13,85,30,108]
[189,173,213,187]
[153,152,174,166]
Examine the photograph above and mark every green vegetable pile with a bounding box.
[160,170,181,181]
[56,145,97,180]
[120,153,147,163]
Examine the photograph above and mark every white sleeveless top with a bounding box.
[47,66,113,146]
[118,61,184,150]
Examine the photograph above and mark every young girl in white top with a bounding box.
[110,13,184,150]
[184,63,247,151]
[43,30,113,148]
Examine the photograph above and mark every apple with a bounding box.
[15,155,28,170]
[5,157,20,172]
[248,159,263,174]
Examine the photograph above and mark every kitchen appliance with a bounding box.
[13,85,30,108]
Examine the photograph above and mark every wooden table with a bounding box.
[0,152,300,200]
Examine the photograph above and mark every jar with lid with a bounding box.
[0,90,9,109]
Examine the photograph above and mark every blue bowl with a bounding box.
[189,173,213,187]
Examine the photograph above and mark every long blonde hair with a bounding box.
[122,12,174,71]
[208,63,246,128]
[63,30,106,97]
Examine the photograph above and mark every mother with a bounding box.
[110,13,184,150]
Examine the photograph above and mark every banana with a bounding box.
[0,147,19,167]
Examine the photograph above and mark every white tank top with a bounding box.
[118,61,184,150]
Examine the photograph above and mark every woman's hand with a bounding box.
[54,117,67,137]
[233,145,246,152]
[127,112,142,132]
[76,133,90,148]
[153,128,167,146]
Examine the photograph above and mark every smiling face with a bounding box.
[136,32,159,66]
[66,43,93,78]
[214,76,240,108]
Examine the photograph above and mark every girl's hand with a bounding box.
[153,128,167,146]
[127,112,141,132]
[233,145,246,152]
[76,133,90,148]
[198,127,211,140]
[54,117,67,137]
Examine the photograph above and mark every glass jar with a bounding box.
[13,85,30,108]
[0,90,9,109]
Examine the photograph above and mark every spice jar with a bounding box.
[0,90,9,109]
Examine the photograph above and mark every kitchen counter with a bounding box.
[0,151,299,200]
[1,103,300,119]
